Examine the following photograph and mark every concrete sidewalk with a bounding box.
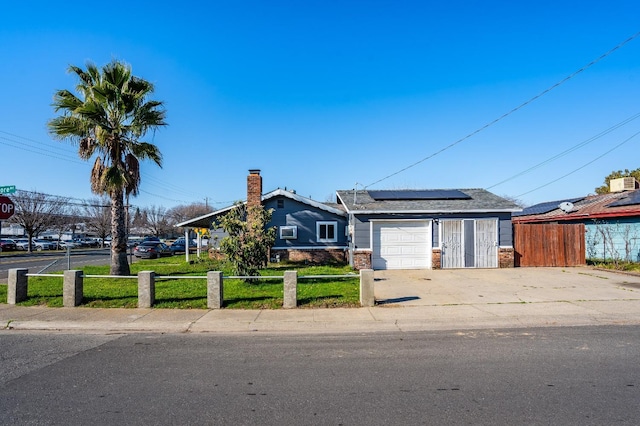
[1,267,640,334]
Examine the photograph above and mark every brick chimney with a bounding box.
[247,169,262,209]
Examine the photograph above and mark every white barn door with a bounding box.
[441,220,464,268]
[441,219,498,268]
[475,219,498,268]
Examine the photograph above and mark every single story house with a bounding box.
[177,170,522,270]
[176,170,349,264]
[335,188,522,270]
[512,178,640,262]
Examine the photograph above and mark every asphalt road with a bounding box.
[1,325,638,425]
[0,248,134,283]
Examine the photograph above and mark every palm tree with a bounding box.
[48,60,167,275]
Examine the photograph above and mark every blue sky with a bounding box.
[1,1,639,210]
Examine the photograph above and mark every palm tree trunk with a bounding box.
[110,188,130,276]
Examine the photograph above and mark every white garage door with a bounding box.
[372,221,432,270]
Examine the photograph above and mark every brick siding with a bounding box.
[271,248,348,265]
[499,247,515,268]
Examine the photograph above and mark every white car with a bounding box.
[33,240,56,251]
[14,239,31,250]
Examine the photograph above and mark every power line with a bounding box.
[0,129,213,206]
[0,130,78,155]
[139,189,191,204]
[487,112,640,190]
[515,130,640,198]
[0,136,86,165]
[365,30,640,189]
[11,189,112,208]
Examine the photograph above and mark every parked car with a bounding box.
[170,238,198,254]
[60,240,80,249]
[14,239,30,250]
[33,239,56,251]
[0,239,17,251]
[72,238,100,248]
[48,240,63,250]
[133,241,173,259]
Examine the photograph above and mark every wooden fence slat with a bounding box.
[514,223,585,267]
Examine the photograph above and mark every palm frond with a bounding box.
[47,116,90,140]
[103,60,131,90]
[79,137,97,160]
[90,158,107,194]
[124,154,140,196]
[130,142,162,166]
[51,90,83,112]
[103,165,126,191]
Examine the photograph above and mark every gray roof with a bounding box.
[336,189,522,214]
[176,188,346,228]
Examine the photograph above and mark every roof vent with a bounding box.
[610,177,639,192]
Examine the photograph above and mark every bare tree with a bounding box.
[168,202,214,225]
[585,225,601,260]
[144,205,173,237]
[49,207,81,246]
[83,197,112,246]
[9,190,69,252]
[500,194,527,208]
[587,220,640,265]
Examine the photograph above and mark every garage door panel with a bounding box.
[373,221,431,270]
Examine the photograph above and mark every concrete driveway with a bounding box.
[373,266,640,306]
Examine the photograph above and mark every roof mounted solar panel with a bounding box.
[607,190,640,207]
[513,197,584,217]
[368,190,471,200]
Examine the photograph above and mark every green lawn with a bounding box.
[0,257,360,309]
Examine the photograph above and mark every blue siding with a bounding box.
[352,212,514,249]
[498,214,513,246]
[585,218,640,261]
[265,197,348,248]
[353,215,370,249]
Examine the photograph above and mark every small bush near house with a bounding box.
[587,259,640,273]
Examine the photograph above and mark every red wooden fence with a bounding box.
[513,223,585,267]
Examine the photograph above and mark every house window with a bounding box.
[279,226,297,240]
[277,199,284,209]
[317,221,337,242]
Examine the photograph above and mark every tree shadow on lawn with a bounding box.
[222,295,282,309]
[297,294,352,305]
[81,295,138,308]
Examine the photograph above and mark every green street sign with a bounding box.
[0,185,16,195]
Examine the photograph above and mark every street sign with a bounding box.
[0,185,16,195]
[0,196,15,220]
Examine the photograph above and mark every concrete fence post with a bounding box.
[138,271,155,308]
[283,270,297,309]
[207,271,223,309]
[8,268,28,304]
[63,270,83,307]
[360,269,375,307]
